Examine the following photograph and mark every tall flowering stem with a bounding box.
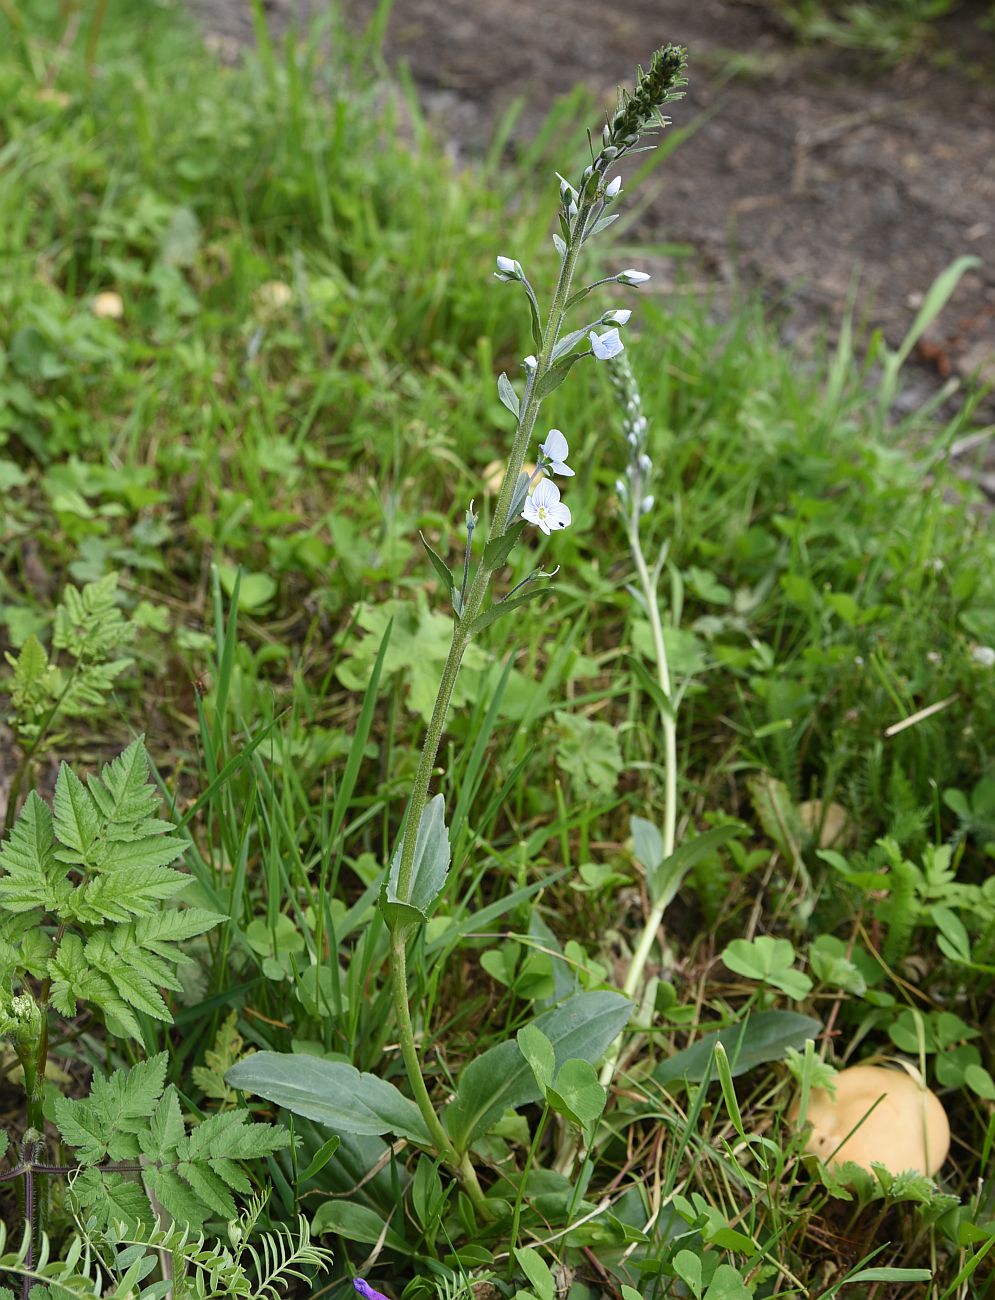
[385,46,688,1203]
[608,354,678,1001]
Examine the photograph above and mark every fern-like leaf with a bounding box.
[0,790,70,915]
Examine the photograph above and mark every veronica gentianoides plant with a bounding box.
[226,45,688,1216]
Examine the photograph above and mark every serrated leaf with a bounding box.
[381,794,450,929]
[446,990,631,1148]
[497,372,520,418]
[53,763,101,863]
[0,790,65,913]
[71,1168,151,1233]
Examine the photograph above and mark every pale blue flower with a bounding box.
[523,479,572,535]
[590,328,624,361]
[538,429,575,477]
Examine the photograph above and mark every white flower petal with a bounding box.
[541,429,569,461]
[548,502,572,530]
[531,479,561,510]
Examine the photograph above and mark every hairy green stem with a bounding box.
[389,933,490,1214]
[387,197,595,1193]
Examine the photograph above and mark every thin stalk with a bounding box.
[507,1104,550,1271]
[594,514,678,1096]
[389,933,490,1214]
[386,199,596,1187]
[621,516,677,1000]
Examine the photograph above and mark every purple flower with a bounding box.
[354,1281,389,1300]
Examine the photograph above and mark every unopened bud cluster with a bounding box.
[608,352,654,516]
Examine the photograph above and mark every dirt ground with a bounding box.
[187,0,995,457]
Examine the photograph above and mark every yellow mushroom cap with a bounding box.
[793,1065,949,1178]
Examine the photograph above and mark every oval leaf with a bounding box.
[226,1052,433,1145]
[446,990,631,1149]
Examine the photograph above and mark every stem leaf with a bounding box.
[497,371,520,418]
[651,823,742,904]
[535,351,585,401]
[483,520,525,573]
[418,531,458,612]
[380,794,451,931]
[470,582,551,636]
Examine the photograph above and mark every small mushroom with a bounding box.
[793,1064,949,1178]
[91,290,124,320]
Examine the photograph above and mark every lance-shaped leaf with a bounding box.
[470,580,553,636]
[651,824,743,906]
[483,520,525,573]
[653,1011,822,1088]
[497,372,520,418]
[446,990,631,1149]
[226,1052,433,1146]
[419,532,457,611]
[535,351,585,401]
[380,794,450,930]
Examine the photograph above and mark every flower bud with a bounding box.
[494,255,524,281]
[523,355,538,372]
[617,269,651,286]
[640,494,655,514]
[602,308,632,326]
[604,175,622,199]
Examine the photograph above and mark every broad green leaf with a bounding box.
[547,1059,606,1135]
[517,1024,555,1093]
[703,1265,753,1300]
[722,936,813,1000]
[673,1252,702,1298]
[217,565,276,612]
[311,1198,407,1249]
[446,990,631,1148]
[653,1011,822,1087]
[515,1247,554,1300]
[381,794,451,929]
[631,816,663,875]
[225,1051,433,1145]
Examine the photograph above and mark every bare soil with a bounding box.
[186,0,995,450]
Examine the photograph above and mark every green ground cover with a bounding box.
[1,2,994,1296]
